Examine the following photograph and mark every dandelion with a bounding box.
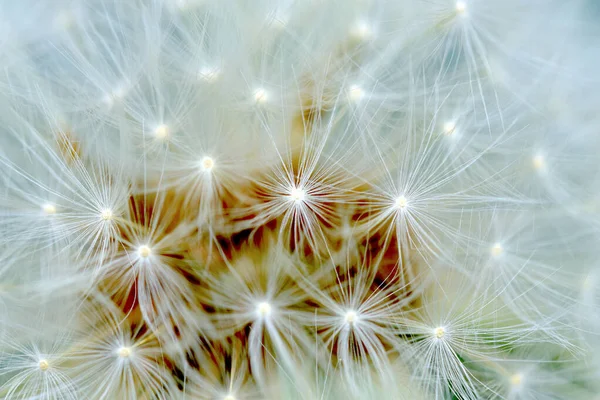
[1,1,599,399]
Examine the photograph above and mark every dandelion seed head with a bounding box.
[42,203,57,215]
[138,245,152,259]
[154,124,170,140]
[434,326,446,339]
[256,301,272,318]
[533,154,545,170]
[200,156,215,172]
[38,359,49,371]
[491,243,503,257]
[348,85,364,103]
[456,1,467,14]
[0,2,595,398]
[510,373,523,387]
[100,209,114,221]
[102,86,128,107]
[289,187,306,203]
[253,88,268,104]
[395,196,408,210]
[117,346,131,358]
[198,66,220,82]
[443,121,457,135]
[344,310,358,324]
[351,21,373,40]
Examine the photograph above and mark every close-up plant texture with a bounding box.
[1,0,600,399]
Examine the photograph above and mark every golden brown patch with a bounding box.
[56,130,82,165]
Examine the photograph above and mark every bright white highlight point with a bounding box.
[117,346,131,358]
[289,187,306,203]
[38,359,49,371]
[510,373,523,386]
[223,395,236,400]
[532,154,545,170]
[348,85,364,102]
[198,66,220,82]
[443,121,457,135]
[100,209,114,221]
[42,204,57,215]
[138,245,152,259]
[395,196,408,209]
[351,21,373,40]
[154,124,170,140]
[200,156,215,172]
[253,88,268,104]
[344,310,358,324]
[456,1,467,14]
[491,243,503,257]
[434,326,445,339]
[102,86,128,107]
[256,301,272,317]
